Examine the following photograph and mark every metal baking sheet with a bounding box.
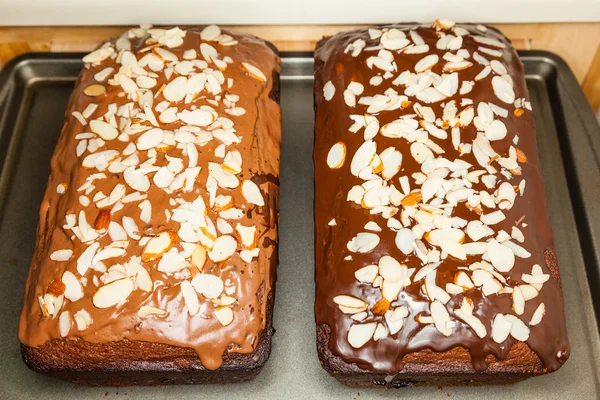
[0,52,599,399]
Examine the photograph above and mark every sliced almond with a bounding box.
[62,271,84,302]
[242,62,267,82]
[530,303,546,326]
[92,278,134,309]
[94,209,111,230]
[214,306,234,326]
[327,142,346,169]
[59,311,71,337]
[192,273,224,299]
[138,306,167,318]
[89,120,118,141]
[142,231,177,262]
[191,244,207,270]
[491,313,512,343]
[347,322,377,348]
[241,180,265,206]
[347,232,380,253]
[83,84,106,97]
[180,280,200,316]
[207,235,237,262]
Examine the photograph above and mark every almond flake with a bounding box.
[530,303,546,326]
[50,249,73,261]
[208,235,237,262]
[214,306,234,326]
[348,322,377,348]
[492,76,515,104]
[347,232,380,253]
[487,239,515,272]
[62,271,84,302]
[192,273,224,299]
[142,231,176,262]
[242,62,267,82]
[92,278,134,308]
[492,313,512,343]
[354,265,378,283]
[323,81,335,101]
[327,142,346,169]
[241,180,265,206]
[163,76,187,102]
[90,120,118,141]
[431,300,454,336]
[201,24,221,41]
[59,311,71,337]
[138,306,168,318]
[180,280,200,316]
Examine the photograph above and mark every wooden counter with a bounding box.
[0,23,599,112]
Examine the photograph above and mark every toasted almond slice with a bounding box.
[89,120,118,141]
[83,84,106,97]
[433,18,456,30]
[454,297,487,338]
[492,313,512,343]
[62,271,84,302]
[443,60,473,72]
[354,265,378,283]
[504,314,530,341]
[200,24,221,41]
[50,249,73,262]
[400,191,422,207]
[214,306,234,326]
[348,322,377,348]
[138,306,167,318]
[163,76,188,102]
[333,295,367,311]
[327,142,346,169]
[142,231,177,262]
[347,232,380,253]
[487,239,515,272]
[241,62,267,82]
[128,262,152,292]
[241,180,264,206]
[92,278,134,309]
[191,244,207,270]
[180,280,200,316]
[323,81,335,101]
[207,235,237,262]
[530,303,546,326]
[492,76,515,104]
[431,300,454,336]
[192,273,224,299]
[415,54,439,73]
[512,286,525,315]
[378,256,406,283]
[59,311,71,337]
[394,228,415,254]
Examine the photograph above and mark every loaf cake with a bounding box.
[18,25,281,386]
[314,20,569,387]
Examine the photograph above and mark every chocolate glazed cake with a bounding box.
[19,25,281,386]
[314,20,569,388]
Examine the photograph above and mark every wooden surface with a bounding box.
[0,23,599,111]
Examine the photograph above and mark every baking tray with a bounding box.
[0,51,599,399]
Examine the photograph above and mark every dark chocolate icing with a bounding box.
[314,23,569,375]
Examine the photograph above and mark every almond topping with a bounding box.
[141,231,177,262]
[94,209,111,230]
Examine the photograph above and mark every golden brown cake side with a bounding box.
[19,25,281,386]
[314,20,569,387]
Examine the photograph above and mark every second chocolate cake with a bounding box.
[314,20,569,387]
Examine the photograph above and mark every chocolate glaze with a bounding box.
[19,27,281,372]
[314,23,569,375]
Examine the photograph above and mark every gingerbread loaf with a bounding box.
[19,25,281,386]
[314,20,569,387]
